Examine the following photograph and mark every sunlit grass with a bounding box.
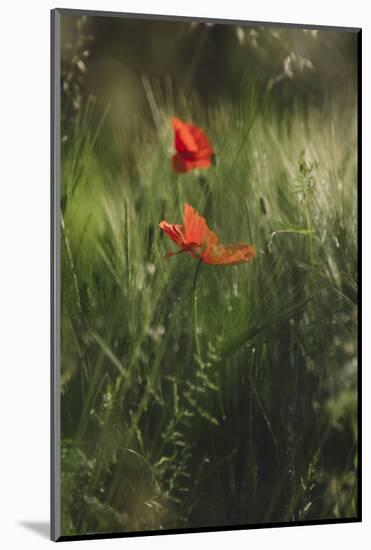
[60,85,357,535]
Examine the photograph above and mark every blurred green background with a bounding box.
[60,14,358,536]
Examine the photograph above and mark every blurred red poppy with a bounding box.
[159,204,256,265]
[171,117,214,173]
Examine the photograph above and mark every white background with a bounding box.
[0,0,368,547]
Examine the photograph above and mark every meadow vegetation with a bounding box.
[60,17,358,536]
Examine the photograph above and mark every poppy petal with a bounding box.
[204,244,256,265]
[159,221,185,246]
[172,153,188,173]
[186,124,214,159]
[172,153,213,173]
[171,117,214,174]
[171,117,199,154]
[159,204,255,267]
[183,203,210,246]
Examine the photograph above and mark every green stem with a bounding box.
[204,178,212,216]
[304,195,313,264]
[192,260,203,368]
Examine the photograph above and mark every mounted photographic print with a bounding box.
[51,8,361,542]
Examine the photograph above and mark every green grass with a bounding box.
[60,86,358,535]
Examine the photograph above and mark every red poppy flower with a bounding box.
[171,117,214,173]
[159,204,256,265]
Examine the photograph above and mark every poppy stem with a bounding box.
[175,177,181,216]
[199,176,212,218]
[192,259,204,369]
